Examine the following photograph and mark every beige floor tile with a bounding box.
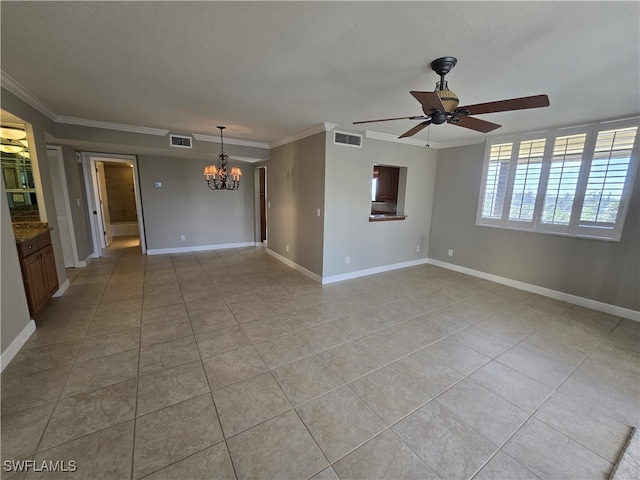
[240,316,291,342]
[202,345,268,390]
[188,311,238,334]
[605,319,640,354]
[253,332,314,369]
[423,338,492,376]
[1,366,71,415]
[272,355,343,406]
[134,395,223,479]
[496,344,583,388]
[296,386,386,462]
[62,349,138,397]
[195,326,251,359]
[435,379,528,446]
[227,410,328,480]
[142,442,235,480]
[474,451,540,479]
[503,418,612,479]
[137,361,210,415]
[86,310,142,337]
[1,340,82,378]
[27,421,134,480]
[76,328,140,362]
[392,401,497,480]
[142,302,188,324]
[450,325,514,358]
[470,361,553,414]
[140,317,192,347]
[1,401,56,461]
[39,379,137,450]
[333,430,439,480]
[309,467,340,480]
[230,302,278,323]
[534,392,630,463]
[349,364,431,425]
[318,340,384,383]
[390,349,464,399]
[139,335,200,375]
[213,372,291,437]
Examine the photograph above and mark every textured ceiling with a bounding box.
[1,1,638,148]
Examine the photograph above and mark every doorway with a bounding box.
[258,166,267,243]
[81,153,146,257]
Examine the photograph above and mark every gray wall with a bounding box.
[1,182,31,354]
[323,134,437,278]
[138,154,256,250]
[429,141,640,311]
[264,132,326,276]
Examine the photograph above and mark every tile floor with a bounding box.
[2,237,639,479]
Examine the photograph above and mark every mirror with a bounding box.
[1,123,39,221]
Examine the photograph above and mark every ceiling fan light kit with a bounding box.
[354,56,550,139]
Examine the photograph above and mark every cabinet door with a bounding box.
[21,252,48,315]
[41,244,59,296]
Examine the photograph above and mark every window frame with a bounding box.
[476,118,639,241]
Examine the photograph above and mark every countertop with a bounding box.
[13,223,53,243]
[369,215,407,222]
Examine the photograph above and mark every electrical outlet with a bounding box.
[345,256,350,264]
[317,208,321,217]
[180,235,186,242]
[286,245,289,252]
[416,245,420,252]
[448,248,453,256]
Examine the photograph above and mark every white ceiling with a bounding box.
[1,1,638,149]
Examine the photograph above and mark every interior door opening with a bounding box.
[259,166,267,243]
[82,153,146,257]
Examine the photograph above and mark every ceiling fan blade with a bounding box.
[410,91,446,114]
[353,115,427,125]
[458,94,550,115]
[450,116,501,133]
[399,120,432,138]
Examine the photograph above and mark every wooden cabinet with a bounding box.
[17,230,59,316]
[373,166,399,201]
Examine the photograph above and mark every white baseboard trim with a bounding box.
[1,320,36,372]
[53,278,70,297]
[322,258,430,285]
[147,241,256,255]
[266,249,322,283]
[428,258,640,322]
[76,254,93,267]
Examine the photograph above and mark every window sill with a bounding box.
[369,215,407,222]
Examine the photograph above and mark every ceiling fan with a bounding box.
[353,56,550,139]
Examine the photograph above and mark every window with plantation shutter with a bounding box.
[541,134,586,225]
[477,118,638,241]
[480,143,512,220]
[509,139,545,222]
[579,127,637,226]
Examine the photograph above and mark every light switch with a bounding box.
[154,181,162,188]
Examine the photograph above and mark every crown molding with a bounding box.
[270,122,337,149]
[228,155,267,164]
[56,116,170,136]
[365,130,430,147]
[1,70,58,121]
[192,133,269,149]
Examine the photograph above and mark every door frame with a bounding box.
[81,152,146,256]
[46,145,82,267]
[255,165,267,244]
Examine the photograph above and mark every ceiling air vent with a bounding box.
[169,134,192,149]
[334,131,362,148]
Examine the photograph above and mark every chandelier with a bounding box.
[203,126,242,190]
